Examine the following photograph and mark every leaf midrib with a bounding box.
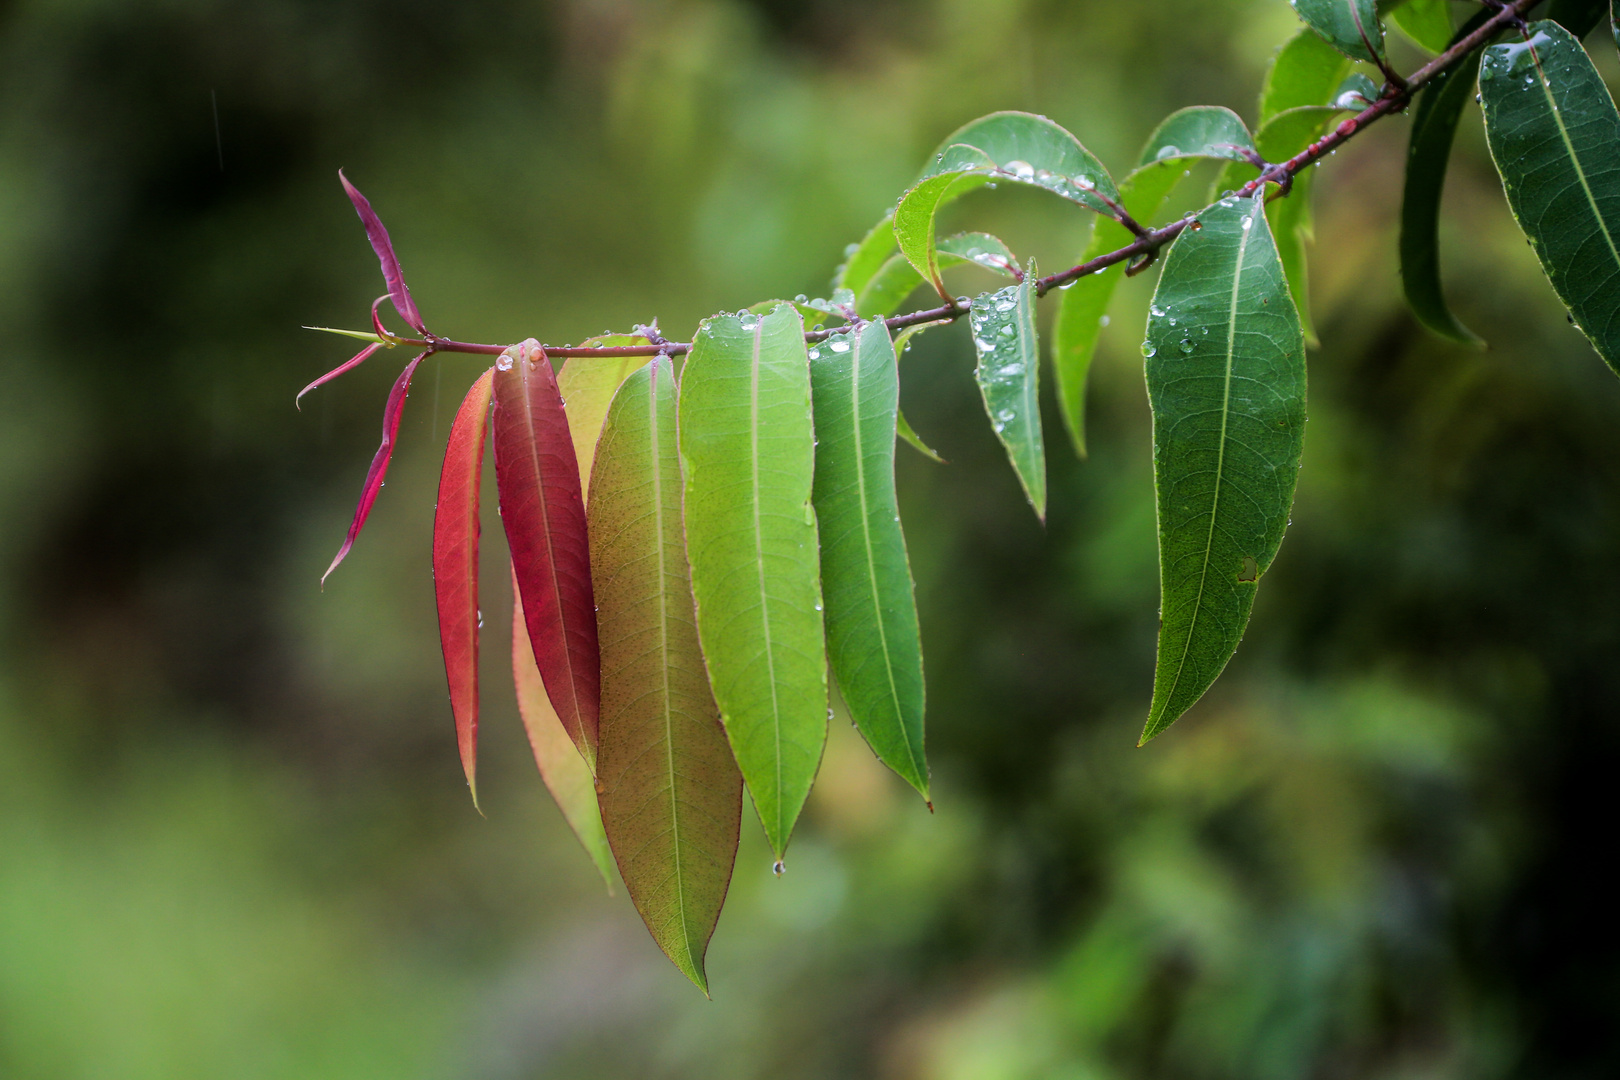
[747,321,785,844]
[1156,203,1257,724]
[1524,36,1620,283]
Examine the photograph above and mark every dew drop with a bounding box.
[1099,315,1110,327]
[808,348,821,360]
[476,610,483,629]
[772,860,785,876]
[1155,144,1181,161]
[1190,219,1202,231]
[496,354,514,371]
[1179,339,1194,355]
[829,339,850,353]
[1142,341,1157,358]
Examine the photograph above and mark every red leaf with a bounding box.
[322,352,425,585]
[433,367,495,807]
[492,340,600,771]
[339,170,426,334]
[296,341,382,409]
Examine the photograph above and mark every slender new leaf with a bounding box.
[1142,197,1307,743]
[1400,7,1493,346]
[1292,0,1385,63]
[1482,21,1620,374]
[1260,27,1352,123]
[493,340,601,770]
[338,170,426,334]
[971,274,1046,519]
[895,112,1116,298]
[809,321,929,799]
[321,352,426,584]
[512,572,614,890]
[591,355,742,993]
[856,232,1018,319]
[677,303,827,860]
[1390,0,1453,53]
[297,342,383,409]
[897,409,946,463]
[1053,107,1257,457]
[433,367,495,806]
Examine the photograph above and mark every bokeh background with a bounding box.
[2,0,1617,1075]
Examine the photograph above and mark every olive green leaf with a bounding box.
[970,272,1046,520]
[590,355,743,995]
[558,335,653,483]
[1482,21,1620,375]
[1053,106,1256,458]
[1260,26,1352,124]
[856,232,1018,320]
[1292,0,1385,63]
[1142,197,1307,743]
[809,321,929,799]
[677,302,827,861]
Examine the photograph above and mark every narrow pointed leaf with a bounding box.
[1400,7,1493,346]
[1052,107,1257,458]
[1482,21,1620,374]
[677,303,827,860]
[809,321,929,799]
[897,409,946,463]
[856,232,1018,319]
[895,112,1117,297]
[591,355,742,993]
[433,367,495,805]
[493,340,601,769]
[1292,0,1385,63]
[1390,0,1453,53]
[322,352,425,585]
[297,341,382,409]
[834,211,899,297]
[512,571,614,890]
[1142,197,1306,743]
[970,274,1046,520]
[557,334,651,496]
[338,170,425,334]
[1260,27,1352,123]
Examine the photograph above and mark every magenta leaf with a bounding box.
[339,170,427,335]
[321,352,426,585]
[296,341,383,410]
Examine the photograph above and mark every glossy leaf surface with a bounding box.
[809,322,928,799]
[1482,21,1620,375]
[512,572,614,890]
[321,352,425,585]
[971,275,1045,519]
[433,367,494,805]
[493,340,601,769]
[677,303,827,859]
[1390,0,1453,52]
[1292,0,1384,63]
[1143,198,1306,743]
[856,232,1017,319]
[1400,7,1492,346]
[1259,27,1351,123]
[591,356,742,993]
[1052,107,1256,457]
[896,112,1115,297]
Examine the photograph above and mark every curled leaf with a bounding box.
[339,170,426,334]
[296,341,382,409]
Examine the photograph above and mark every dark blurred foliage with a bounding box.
[1,0,1617,1076]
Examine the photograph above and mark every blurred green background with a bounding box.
[2,0,1616,1075]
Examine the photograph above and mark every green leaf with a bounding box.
[677,303,828,860]
[834,211,898,297]
[558,335,652,495]
[809,321,929,799]
[1389,0,1453,53]
[1142,197,1306,743]
[1482,21,1620,375]
[590,355,743,995]
[1292,0,1385,63]
[1052,107,1257,457]
[895,112,1117,298]
[971,273,1046,520]
[1260,27,1352,124]
[1400,7,1493,346]
[856,232,1018,319]
[897,409,946,463]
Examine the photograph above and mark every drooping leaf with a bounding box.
[833,211,899,297]
[512,570,614,890]
[1389,0,1453,53]
[433,367,495,806]
[895,112,1116,298]
[338,170,426,334]
[557,334,652,494]
[321,352,426,585]
[1400,7,1494,346]
[590,355,742,993]
[492,340,601,770]
[1259,27,1352,123]
[809,321,929,799]
[677,303,827,861]
[856,232,1018,319]
[897,409,946,463]
[1292,0,1385,63]
[1142,196,1307,743]
[1053,107,1257,457]
[1481,21,1620,375]
[296,342,383,409]
[970,273,1046,520]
